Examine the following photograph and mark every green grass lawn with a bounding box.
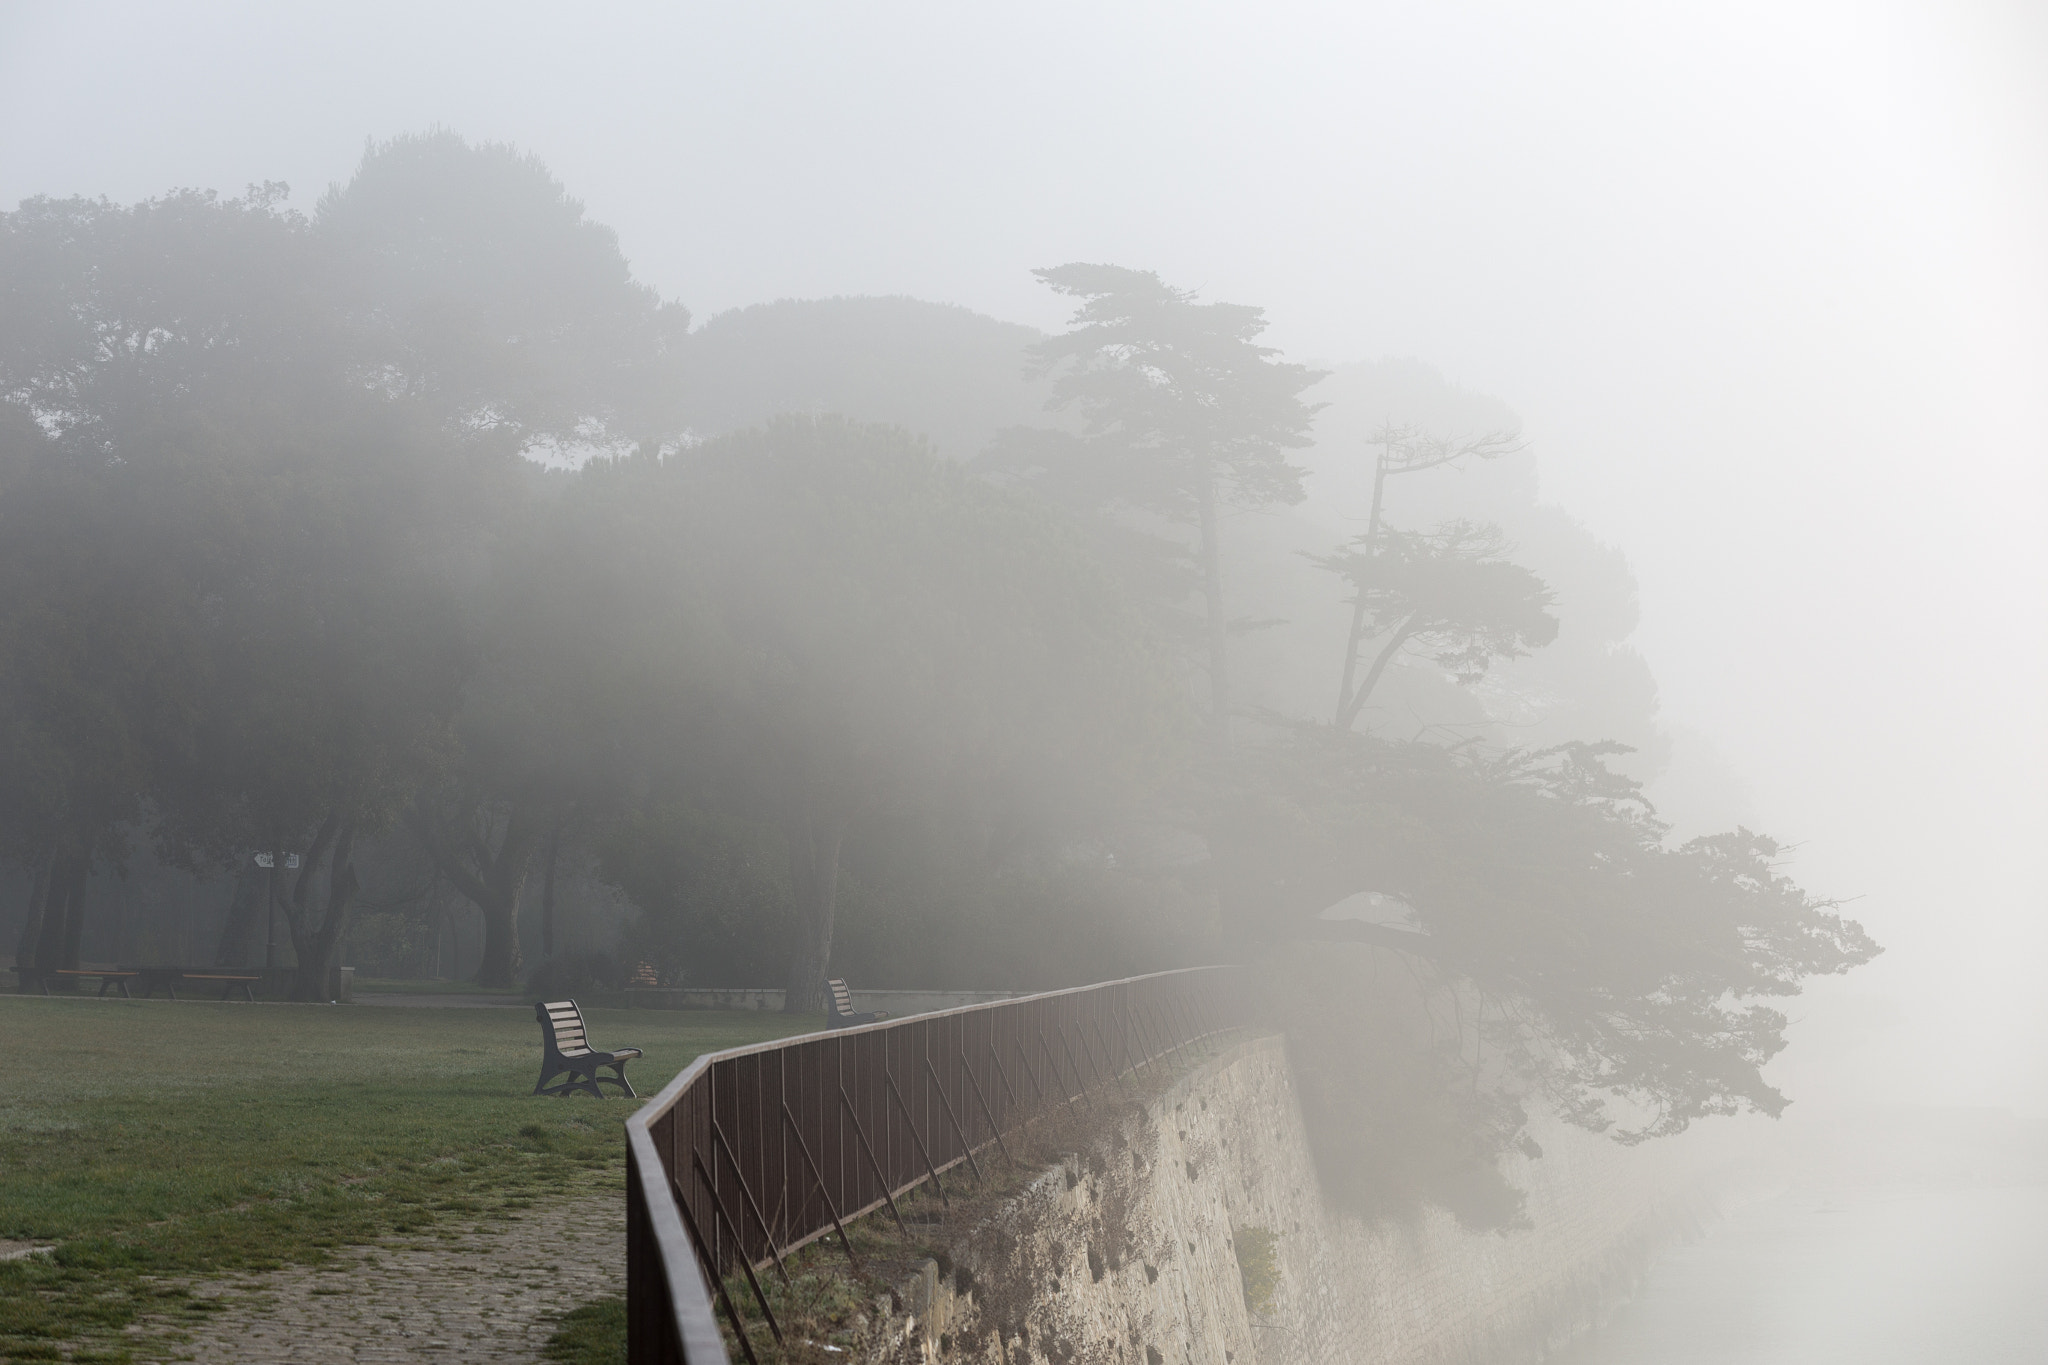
[0,996,813,1362]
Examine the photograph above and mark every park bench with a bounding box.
[179,973,260,1002]
[533,1000,641,1098]
[825,978,888,1030]
[45,968,139,998]
[120,967,259,1001]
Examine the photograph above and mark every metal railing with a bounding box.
[623,966,1249,1364]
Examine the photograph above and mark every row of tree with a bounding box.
[1,132,1877,1221]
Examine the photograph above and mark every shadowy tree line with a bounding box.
[2,134,1876,1221]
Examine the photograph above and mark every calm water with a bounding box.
[1555,1184,2048,1364]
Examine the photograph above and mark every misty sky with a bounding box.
[4,1,2043,1113]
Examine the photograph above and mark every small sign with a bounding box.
[253,853,301,869]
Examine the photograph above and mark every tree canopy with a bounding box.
[0,138,1878,1225]
[1017,264,1326,738]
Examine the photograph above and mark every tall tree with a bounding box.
[1027,265,1324,741]
[315,133,690,986]
[1314,520,1558,729]
[316,130,689,445]
[1324,423,1524,726]
[0,176,518,996]
[0,348,220,981]
[1211,728,1879,1175]
[578,415,1177,1011]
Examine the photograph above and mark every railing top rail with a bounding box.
[626,1122,730,1364]
[622,963,1246,1363]
[622,964,1237,1136]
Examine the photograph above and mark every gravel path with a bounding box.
[130,1176,625,1364]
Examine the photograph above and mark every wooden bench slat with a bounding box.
[825,978,887,1030]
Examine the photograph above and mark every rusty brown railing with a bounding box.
[623,966,1249,1364]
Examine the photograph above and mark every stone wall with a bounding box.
[875,1034,1729,1365]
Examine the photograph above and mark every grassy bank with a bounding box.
[0,996,810,1362]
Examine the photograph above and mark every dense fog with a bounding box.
[2,0,2041,1134]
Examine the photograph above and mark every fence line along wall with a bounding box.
[623,967,1252,1365]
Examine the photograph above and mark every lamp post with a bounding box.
[262,853,276,970]
[256,851,299,971]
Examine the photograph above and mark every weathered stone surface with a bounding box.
[870,1035,1728,1365]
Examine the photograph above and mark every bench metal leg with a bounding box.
[535,1065,598,1098]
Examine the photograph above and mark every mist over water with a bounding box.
[1559,1186,2048,1364]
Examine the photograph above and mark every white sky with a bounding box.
[5,0,2043,1111]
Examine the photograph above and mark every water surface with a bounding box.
[1556,1184,2048,1364]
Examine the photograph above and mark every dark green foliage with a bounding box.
[1315,519,1559,724]
[0,137,1880,1242]
[1224,730,1879,1192]
[604,804,793,986]
[678,296,1051,461]
[526,950,624,998]
[568,414,1186,1006]
[1026,264,1326,518]
[1014,265,1329,734]
[316,129,689,442]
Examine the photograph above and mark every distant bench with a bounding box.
[825,977,888,1029]
[18,967,258,1001]
[47,969,139,998]
[168,973,260,1002]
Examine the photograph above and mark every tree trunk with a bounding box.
[32,852,69,972]
[475,896,520,987]
[413,802,542,989]
[539,817,562,961]
[473,806,540,988]
[781,812,845,1014]
[35,848,87,982]
[214,865,264,968]
[290,824,360,1001]
[1334,449,1393,724]
[1337,621,1420,731]
[57,854,89,972]
[1197,457,1229,745]
[13,841,55,972]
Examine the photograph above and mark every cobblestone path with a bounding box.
[130,1177,625,1363]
